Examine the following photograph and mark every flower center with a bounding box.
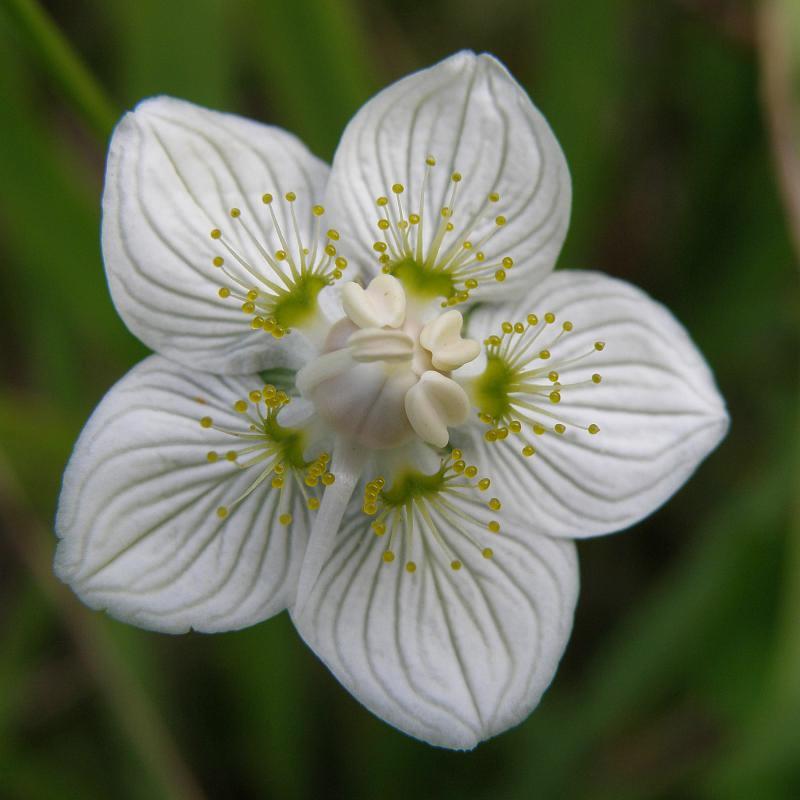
[361,449,501,572]
[370,156,515,306]
[472,312,603,456]
[199,383,335,523]
[296,274,480,450]
[209,192,348,337]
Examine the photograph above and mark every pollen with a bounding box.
[473,312,604,454]
[198,385,334,527]
[359,451,501,573]
[366,155,516,306]
[206,191,348,336]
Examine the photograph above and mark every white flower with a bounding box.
[54,51,728,749]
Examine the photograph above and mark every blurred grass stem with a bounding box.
[0,450,207,800]
[4,0,117,139]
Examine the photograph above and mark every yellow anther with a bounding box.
[488,521,500,533]
[533,424,545,435]
[465,279,478,289]
[247,289,259,301]
[392,183,404,194]
[465,465,478,478]
[322,473,335,486]
[588,424,600,435]
[405,562,417,573]
[226,451,237,461]
[200,416,213,428]
[383,551,395,563]
[272,476,284,489]
[372,522,386,536]
[363,502,377,515]
[502,321,513,334]
[452,172,462,182]
[312,205,325,216]
[514,322,525,334]
[495,270,506,282]
[595,341,606,351]
[539,350,551,360]
[376,196,389,207]
[426,155,436,166]
[218,288,231,298]
[307,497,320,510]
[230,207,241,218]
[213,256,224,267]
[216,506,228,519]
[478,478,491,491]
[548,371,559,382]
[207,451,219,463]
[327,229,340,241]
[241,301,255,314]
[549,391,561,404]
[262,193,273,204]
[285,192,296,202]
[482,548,494,559]
[251,317,264,329]
[563,321,573,331]
[484,430,498,442]
[495,215,506,226]
[409,213,420,224]
[554,424,566,435]
[335,257,347,269]
[450,560,462,571]
[249,390,262,402]
[544,312,556,324]
[451,449,462,460]
[234,400,248,413]
[489,192,500,202]
[592,373,602,384]
[462,241,473,250]
[324,244,336,257]
[510,420,522,433]
[373,242,388,252]
[522,445,536,457]
[527,313,538,325]
[279,513,293,525]
[377,219,390,230]
[489,498,501,511]
[275,250,287,261]
[502,256,514,269]
[210,228,222,239]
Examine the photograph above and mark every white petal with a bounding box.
[405,371,470,448]
[103,96,329,374]
[459,270,729,539]
[291,500,578,749]
[325,51,571,301]
[54,355,314,633]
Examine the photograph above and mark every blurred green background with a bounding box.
[1,0,798,798]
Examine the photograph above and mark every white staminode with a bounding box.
[297,274,479,448]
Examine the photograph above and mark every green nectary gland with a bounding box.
[272,273,330,329]
[380,467,448,508]
[262,415,307,470]
[473,355,514,421]
[388,257,455,299]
